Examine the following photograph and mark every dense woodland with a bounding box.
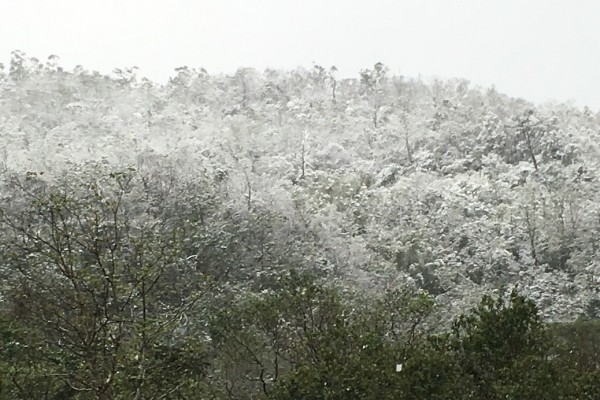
[0,51,599,398]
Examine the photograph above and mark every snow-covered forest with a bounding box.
[0,51,599,398]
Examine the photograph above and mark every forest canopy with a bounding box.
[0,51,599,398]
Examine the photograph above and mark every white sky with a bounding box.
[1,0,599,109]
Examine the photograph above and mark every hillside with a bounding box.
[2,53,599,320]
[1,51,600,398]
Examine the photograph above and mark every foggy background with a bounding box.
[1,0,598,109]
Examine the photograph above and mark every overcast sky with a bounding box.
[1,0,599,109]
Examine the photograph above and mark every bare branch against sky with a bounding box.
[1,0,598,109]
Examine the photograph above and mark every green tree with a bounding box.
[0,168,213,399]
[451,289,559,399]
[549,317,600,399]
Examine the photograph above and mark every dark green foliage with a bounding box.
[451,289,560,399]
[264,278,442,400]
[548,317,600,399]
